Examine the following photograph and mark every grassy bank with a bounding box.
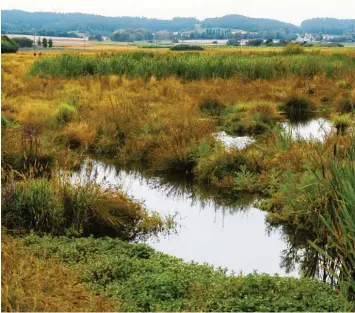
[18,234,351,312]
[2,235,116,312]
[2,165,174,239]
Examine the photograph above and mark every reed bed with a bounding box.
[29,52,355,81]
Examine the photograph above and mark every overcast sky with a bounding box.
[2,0,355,25]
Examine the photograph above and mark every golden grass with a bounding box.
[1,234,117,312]
[2,49,354,172]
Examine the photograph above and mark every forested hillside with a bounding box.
[2,10,354,36]
[1,10,198,35]
[201,14,299,32]
[301,18,355,34]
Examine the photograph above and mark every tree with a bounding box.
[264,38,273,46]
[42,38,48,48]
[12,37,33,47]
[48,38,53,48]
[247,39,264,46]
[1,35,19,53]
[37,37,41,46]
[226,39,240,46]
[94,34,103,41]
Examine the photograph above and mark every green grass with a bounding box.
[2,174,173,240]
[22,234,351,312]
[29,52,355,81]
[310,138,355,301]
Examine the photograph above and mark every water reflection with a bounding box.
[74,160,295,276]
[215,131,255,149]
[282,118,333,141]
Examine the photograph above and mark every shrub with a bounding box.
[170,44,204,51]
[247,39,264,46]
[199,98,225,116]
[335,96,354,114]
[195,149,254,188]
[332,114,352,135]
[226,39,240,46]
[319,43,344,47]
[282,43,305,55]
[65,122,96,148]
[56,103,77,124]
[279,96,315,120]
[12,37,33,48]
[248,103,279,124]
[1,35,19,53]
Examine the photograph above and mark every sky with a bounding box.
[2,0,355,26]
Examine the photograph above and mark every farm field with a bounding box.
[2,45,355,311]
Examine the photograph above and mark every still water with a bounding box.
[282,118,333,141]
[215,131,255,149]
[75,160,296,276]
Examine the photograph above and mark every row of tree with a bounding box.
[108,28,298,43]
[188,28,297,41]
[3,36,57,48]
[37,38,53,48]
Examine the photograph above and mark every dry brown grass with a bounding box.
[2,50,354,172]
[1,234,118,312]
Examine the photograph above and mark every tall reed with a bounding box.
[29,52,355,81]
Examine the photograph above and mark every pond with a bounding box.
[74,160,297,276]
[215,131,255,149]
[282,118,333,141]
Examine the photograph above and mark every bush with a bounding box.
[1,35,19,53]
[319,43,344,47]
[170,44,204,51]
[332,114,352,135]
[335,96,354,114]
[195,149,254,188]
[282,43,305,55]
[247,39,264,46]
[199,98,225,116]
[279,96,315,120]
[12,37,33,48]
[226,39,240,46]
[56,103,77,124]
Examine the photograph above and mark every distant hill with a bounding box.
[201,14,300,32]
[301,18,355,35]
[1,10,199,35]
[2,10,354,37]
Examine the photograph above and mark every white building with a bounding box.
[296,33,316,43]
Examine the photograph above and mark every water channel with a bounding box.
[72,119,334,276]
[74,160,297,276]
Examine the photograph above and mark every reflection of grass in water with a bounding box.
[82,159,256,216]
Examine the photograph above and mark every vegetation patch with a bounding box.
[28,52,355,81]
[2,235,116,312]
[2,171,174,239]
[21,234,350,312]
[1,35,19,53]
[279,95,316,121]
[170,44,204,51]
